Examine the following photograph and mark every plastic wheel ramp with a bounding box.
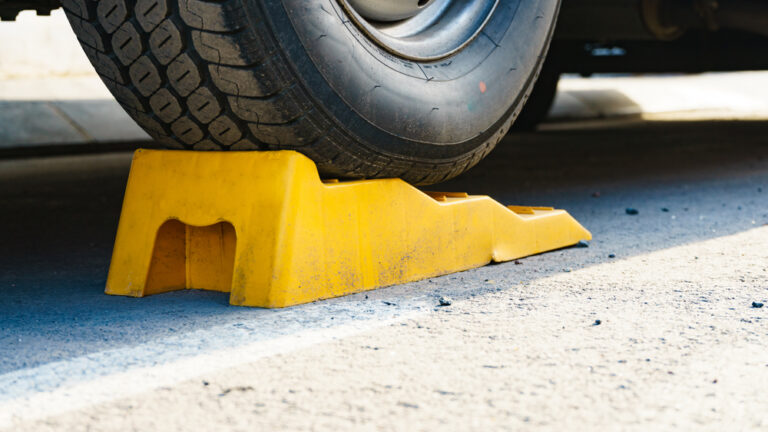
[106,150,591,308]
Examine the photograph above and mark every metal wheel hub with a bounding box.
[341,0,498,61]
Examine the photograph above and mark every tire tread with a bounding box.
[63,0,556,184]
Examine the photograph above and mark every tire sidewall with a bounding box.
[257,0,559,160]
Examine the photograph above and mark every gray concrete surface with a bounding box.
[1,116,767,430]
[0,77,151,152]
[3,13,767,430]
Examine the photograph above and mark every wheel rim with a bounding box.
[340,0,499,61]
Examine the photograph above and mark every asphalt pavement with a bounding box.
[1,114,767,430]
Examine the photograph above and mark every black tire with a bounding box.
[510,52,561,131]
[62,0,560,184]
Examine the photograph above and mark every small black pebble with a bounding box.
[593,319,601,326]
[575,240,589,248]
[625,208,639,215]
[438,296,452,307]
[383,301,396,306]
[752,302,764,309]
[514,260,523,265]
[608,254,616,259]
[661,208,669,212]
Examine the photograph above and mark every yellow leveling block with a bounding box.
[106,150,591,308]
